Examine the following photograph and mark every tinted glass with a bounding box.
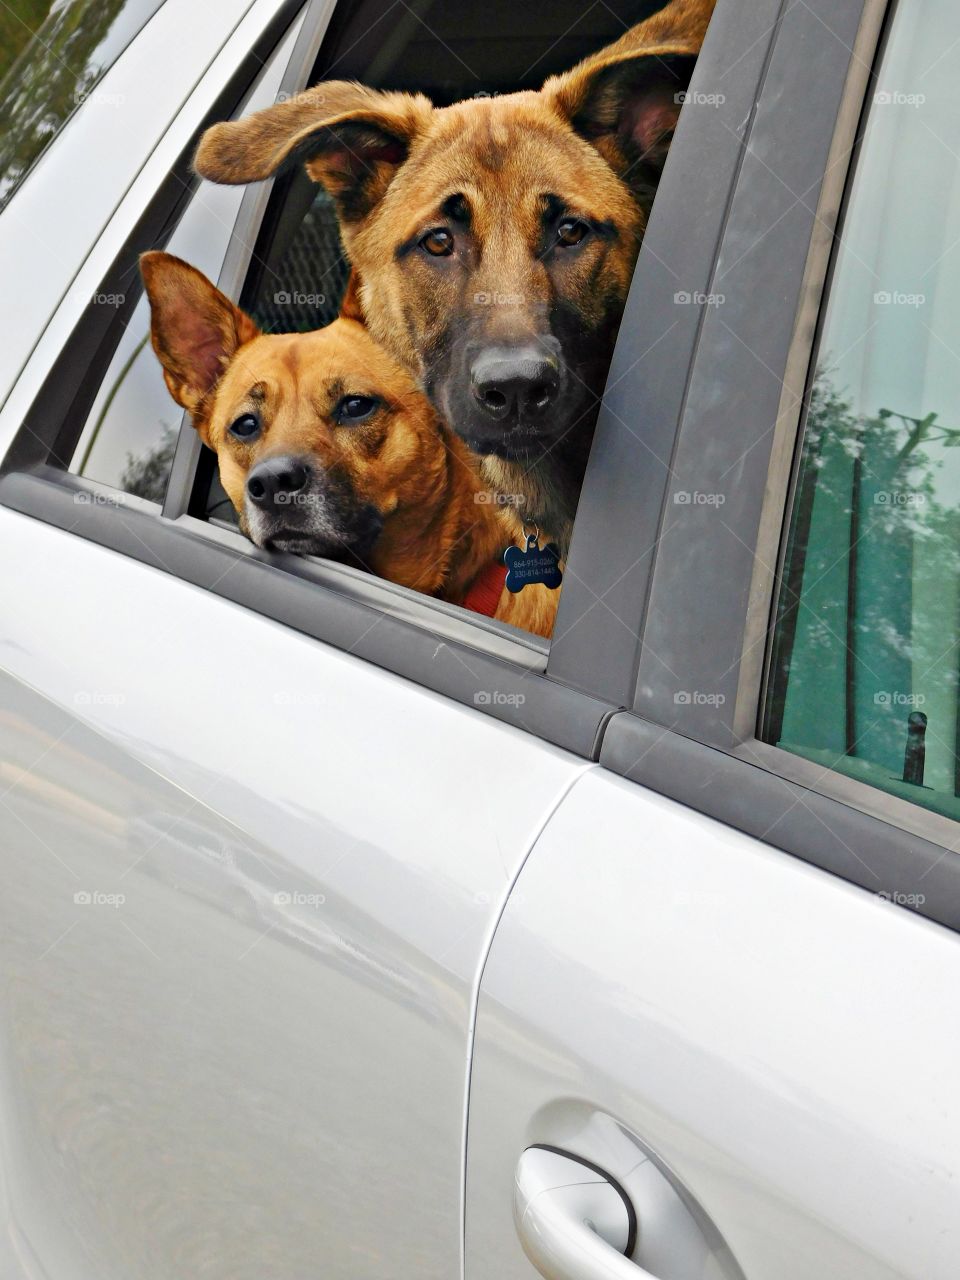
[765,0,960,822]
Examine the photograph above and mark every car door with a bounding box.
[0,529,586,1280]
[0,3,598,1278]
[466,0,960,1275]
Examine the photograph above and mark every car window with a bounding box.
[69,14,304,502]
[191,0,710,584]
[43,0,717,649]
[763,0,960,822]
[69,177,252,501]
[0,0,168,213]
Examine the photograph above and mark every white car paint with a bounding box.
[466,767,960,1278]
[0,507,589,1278]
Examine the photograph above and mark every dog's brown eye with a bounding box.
[229,413,260,441]
[420,228,454,257]
[556,218,590,247]
[335,395,381,424]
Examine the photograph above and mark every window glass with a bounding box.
[0,0,167,213]
[764,0,960,821]
[69,15,304,502]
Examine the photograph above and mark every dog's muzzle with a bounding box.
[246,454,310,509]
[244,453,383,558]
[445,337,569,458]
[470,343,560,422]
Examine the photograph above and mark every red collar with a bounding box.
[462,559,508,618]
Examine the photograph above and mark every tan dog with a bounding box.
[194,0,715,553]
[140,252,558,637]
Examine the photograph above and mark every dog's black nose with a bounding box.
[471,345,560,420]
[246,456,310,507]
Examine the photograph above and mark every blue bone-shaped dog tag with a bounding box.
[504,534,563,593]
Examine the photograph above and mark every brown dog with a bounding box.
[194,0,715,552]
[140,252,559,637]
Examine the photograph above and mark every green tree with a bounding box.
[0,0,51,82]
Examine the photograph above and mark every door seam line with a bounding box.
[458,760,596,1280]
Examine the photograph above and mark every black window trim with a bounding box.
[598,0,960,932]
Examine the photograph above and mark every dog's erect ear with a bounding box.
[338,269,365,323]
[545,0,715,204]
[194,83,431,223]
[140,251,260,418]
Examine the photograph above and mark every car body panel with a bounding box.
[0,507,588,1278]
[466,766,960,1278]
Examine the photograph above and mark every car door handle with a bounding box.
[514,1146,654,1280]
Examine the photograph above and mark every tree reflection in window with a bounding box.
[0,0,165,212]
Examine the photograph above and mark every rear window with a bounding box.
[763,0,960,823]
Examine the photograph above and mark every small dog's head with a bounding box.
[194,0,714,462]
[140,251,450,561]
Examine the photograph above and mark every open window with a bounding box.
[0,0,717,753]
[79,0,710,636]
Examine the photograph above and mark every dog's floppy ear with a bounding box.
[545,0,715,204]
[140,252,260,419]
[194,83,431,223]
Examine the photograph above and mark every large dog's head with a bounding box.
[140,251,457,571]
[195,0,714,463]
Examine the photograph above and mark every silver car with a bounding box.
[1,0,959,1277]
